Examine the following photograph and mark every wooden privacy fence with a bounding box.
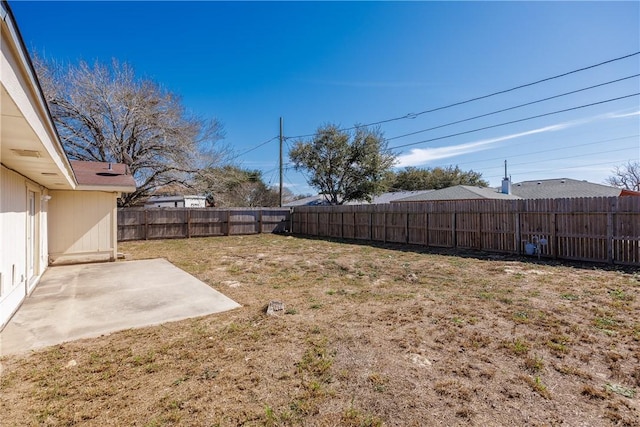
[118,208,291,241]
[290,197,640,266]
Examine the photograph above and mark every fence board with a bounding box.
[291,197,640,266]
[118,208,290,241]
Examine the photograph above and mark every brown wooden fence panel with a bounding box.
[291,197,640,266]
[407,211,426,245]
[355,211,371,240]
[117,208,290,241]
[386,210,407,243]
[427,212,454,247]
[117,209,147,241]
[146,209,187,239]
[189,209,226,237]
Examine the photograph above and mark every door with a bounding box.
[26,190,36,290]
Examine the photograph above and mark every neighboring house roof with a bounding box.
[393,178,635,202]
[346,190,435,205]
[285,190,437,206]
[284,195,330,207]
[70,161,136,192]
[395,185,522,202]
[509,178,626,199]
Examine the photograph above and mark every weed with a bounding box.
[547,335,571,356]
[452,317,464,326]
[553,363,592,379]
[433,379,471,400]
[285,308,298,315]
[341,407,383,427]
[524,355,544,373]
[509,338,530,355]
[581,385,607,400]
[609,289,631,301]
[264,405,276,426]
[368,372,387,392]
[199,368,219,380]
[521,375,551,399]
[477,291,494,300]
[513,311,529,323]
[604,383,636,398]
[560,293,579,301]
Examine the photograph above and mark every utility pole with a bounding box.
[279,117,284,207]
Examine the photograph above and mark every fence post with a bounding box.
[288,209,292,234]
[425,212,429,247]
[552,212,558,259]
[258,209,263,234]
[186,209,191,239]
[606,211,614,264]
[477,212,482,250]
[369,211,373,240]
[144,209,149,240]
[383,212,387,243]
[352,211,356,239]
[514,212,521,254]
[226,210,231,236]
[451,212,456,249]
[405,212,409,243]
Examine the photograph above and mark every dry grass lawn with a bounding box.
[1,234,639,426]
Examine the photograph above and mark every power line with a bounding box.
[482,145,637,172]
[285,51,640,140]
[451,134,640,169]
[484,158,636,180]
[388,93,640,151]
[229,136,279,161]
[386,74,639,142]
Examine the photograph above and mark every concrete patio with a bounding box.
[0,258,240,356]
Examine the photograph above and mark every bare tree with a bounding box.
[34,56,226,206]
[196,166,287,207]
[606,161,640,192]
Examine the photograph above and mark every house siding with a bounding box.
[48,190,117,264]
[0,165,47,328]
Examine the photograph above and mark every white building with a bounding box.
[144,195,207,208]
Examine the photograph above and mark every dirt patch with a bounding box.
[1,234,639,426]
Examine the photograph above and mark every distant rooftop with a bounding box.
[284,190,436,206]
[509,178,625,199]
[395,185,521,202]
[392,178,633,203]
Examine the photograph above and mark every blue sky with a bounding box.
[10,1,640,195]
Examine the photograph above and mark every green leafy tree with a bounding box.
[389,165,488,191]
[289,124,396,204]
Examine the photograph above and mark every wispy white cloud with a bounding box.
[604,110,640,119]
[396,123,571,167]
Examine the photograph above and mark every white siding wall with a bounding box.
[48,190,117,264]
[0,166,46,328]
